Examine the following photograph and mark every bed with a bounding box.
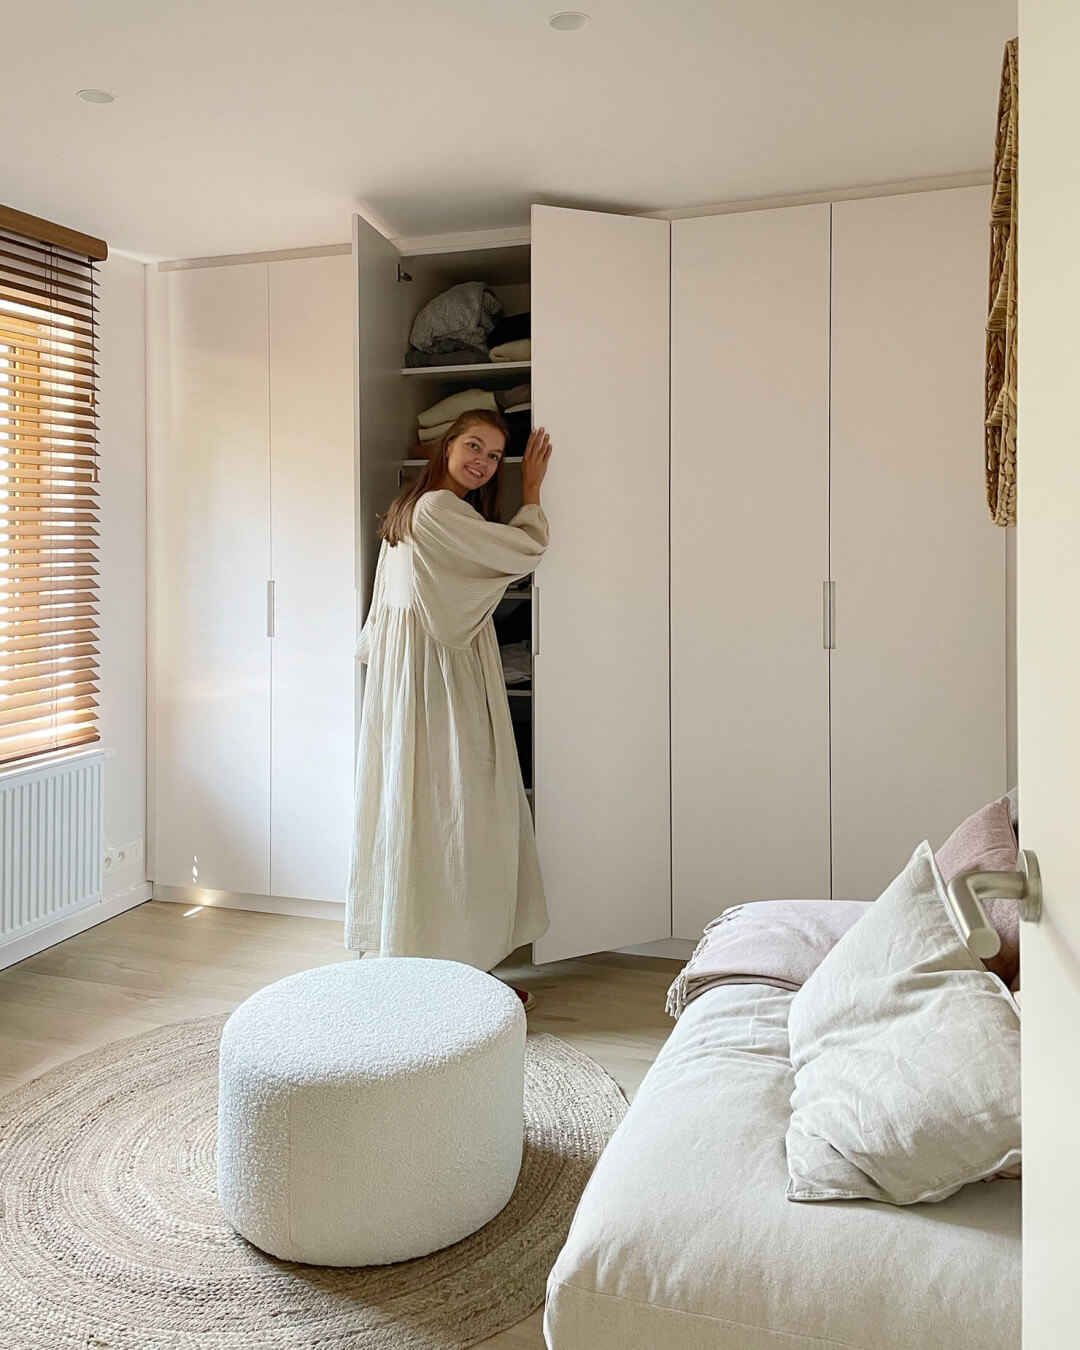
[544,982,1020,1350]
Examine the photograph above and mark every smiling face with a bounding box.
[443,420,506,494]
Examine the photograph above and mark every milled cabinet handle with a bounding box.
[267,580,275,638]
[532,583,540,658]
[822,580,836,650]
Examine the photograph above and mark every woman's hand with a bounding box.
[521,427,552,505]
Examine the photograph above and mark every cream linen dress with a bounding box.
[345,489,550,970]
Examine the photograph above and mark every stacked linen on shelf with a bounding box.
[402,284,533,368]
[500,642,532,686]
[490,339,531,363]
[491,383,533,455]
[404,282,501,368]
[488,312,531,364]
[489,312,530,347]
[415,388,499,449]
[409,386,534,459]
[404,348,492,369]
[495,383,531,412]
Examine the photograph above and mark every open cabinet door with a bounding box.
[352,212,412,764]
[1017,8,1080,1343]
[531,205,671,963]
[352,213,408,622]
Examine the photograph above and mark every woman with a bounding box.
[346,409,554,994]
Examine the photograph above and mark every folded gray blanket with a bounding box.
[666,899,871,1019]
[409,282,502,355]
[404,347,490,369]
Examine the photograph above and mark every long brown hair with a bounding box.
[380,409,510,545]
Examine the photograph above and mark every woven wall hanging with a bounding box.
[985,38,1018,526]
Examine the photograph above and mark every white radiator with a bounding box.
[0,749,104,942]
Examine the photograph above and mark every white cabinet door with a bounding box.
[830,188,1007,900]
[352,212,411,619]
[670,206,831,938]
[1015,6,1080,1331]
[531,205,671,963]
[150,264,271,894]
[268,254,355,902]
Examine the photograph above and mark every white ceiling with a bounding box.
[1,1,1017,261]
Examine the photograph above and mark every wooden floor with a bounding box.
[0,900,679,1349]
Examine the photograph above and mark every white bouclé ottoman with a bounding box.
[217,958,526,1266]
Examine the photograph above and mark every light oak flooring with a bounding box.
[0,900,680,1349]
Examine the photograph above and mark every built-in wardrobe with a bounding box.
[669,189,1005,946]
[148,252,355,906]
[147,186,1006,963]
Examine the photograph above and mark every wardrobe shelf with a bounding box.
[401,456,524,468]
[399,361,531,379]
[506,687,533,698]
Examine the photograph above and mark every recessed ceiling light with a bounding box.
[549,12,590,31]
[77,89,115,104]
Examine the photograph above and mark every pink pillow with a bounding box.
[935,797,1020,986]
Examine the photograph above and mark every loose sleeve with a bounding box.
[412,491,549,583]
[354,541,387,664]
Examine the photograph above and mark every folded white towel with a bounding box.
[490,340,531,363]
[495,383,531,410]
[418,421,454,444]
[417,388,497,430]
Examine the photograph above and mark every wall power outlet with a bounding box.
[103,837,145,874]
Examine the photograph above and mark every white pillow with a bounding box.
[786,840,1021,1205]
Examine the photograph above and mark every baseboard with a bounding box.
[0,880,152,972]
[617,937,696,961]
[152,884,346,924]
[151,888,684,954]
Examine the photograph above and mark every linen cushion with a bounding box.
[786,841,1021,1205]
[935,796,1020,985]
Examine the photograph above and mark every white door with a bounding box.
[670,205,831,938]
[353,212,411,621]
[149,263,271,894]
[268,254,355,902]
[1017,4,1080,1339]
[830,189,1007,900]
[531,206,671,962]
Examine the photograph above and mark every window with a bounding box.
[0,207,107,767]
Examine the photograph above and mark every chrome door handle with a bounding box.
[946,849,1042,958]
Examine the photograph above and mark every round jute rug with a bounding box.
[0,1016,626,1350]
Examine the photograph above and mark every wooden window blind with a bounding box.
[0,206,108,767]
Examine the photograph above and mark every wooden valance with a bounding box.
[0,204,108,264]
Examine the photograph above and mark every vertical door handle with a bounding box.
[822,580,836,650]
[532,583,540,658]
[267,580,276,638]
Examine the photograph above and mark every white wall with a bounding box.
[95,252,149,901]
[1016,4,1080,1345]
